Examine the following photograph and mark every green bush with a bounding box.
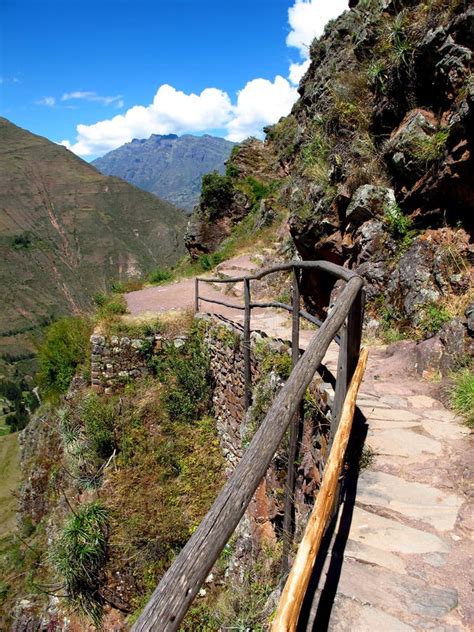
[37,317,91,397]
[51,501,108,624]
[200,171,233,219]
[152,326,211,424]
[450,369,474,428]
[11,232,31,250]
[147,266,172,284]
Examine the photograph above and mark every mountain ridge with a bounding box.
[0,117,186,381]
[92,132,235,212]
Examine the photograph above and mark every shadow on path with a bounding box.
[297,405,368,631]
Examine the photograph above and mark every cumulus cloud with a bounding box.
[62,1,349,156]
[288,60,311,85]
[226,76,298,142]
[63,85,233,156]
[36,96,56,107]
[61,91,124,107]
[287,0,349,58]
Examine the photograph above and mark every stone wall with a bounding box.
[199,314,291,470]
[90,331,188,394]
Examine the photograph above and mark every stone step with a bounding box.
[366,427,442,462]
[306,591,416,631]
[348,505,449,554]
[317,557,458,627]
[356,471,463,531]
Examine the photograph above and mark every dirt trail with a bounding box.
[125,256,473,630]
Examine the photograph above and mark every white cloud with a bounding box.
[226,76,298,142]
[288,60,311,85]
[61,91,124,106]
[62,1,348,156]
[36,96,56,107]
[64,85,233,156]
[287,0,349,58]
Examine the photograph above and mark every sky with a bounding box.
[1,0,349,160]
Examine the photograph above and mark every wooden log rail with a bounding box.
[272,348,369,631]
[131,260,364,632]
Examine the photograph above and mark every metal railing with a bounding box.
[132,260,364,632]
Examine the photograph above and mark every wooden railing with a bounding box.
[132,261,364,632]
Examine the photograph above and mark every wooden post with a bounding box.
[331,287,364,435]
[272,348,368,632]
[243,277,252,410]
[194,278,199,313]
[282,268,301,572]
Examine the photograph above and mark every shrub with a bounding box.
[11,233,31,250]
[51,501,108,624]
[37,317,91,397]
[200,172,233,219]
[450,369,474,428]
[147,267,173,284]
[152,325,211,424]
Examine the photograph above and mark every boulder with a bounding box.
[345,185,395,228]
[465,303,474,336]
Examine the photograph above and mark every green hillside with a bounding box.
[0,118,186,382]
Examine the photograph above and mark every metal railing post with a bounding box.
[282,267,301,572]
[243,278,252,410]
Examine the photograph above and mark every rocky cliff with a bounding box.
[187,0,473,366]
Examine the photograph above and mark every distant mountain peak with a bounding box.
[93,133,235,212]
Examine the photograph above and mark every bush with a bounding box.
[147,267,172,284]
[37,317,91,397]
[450,369,474,428]
[11,233,31,250]
[51,501,108,624]
[200,171,233,219]
[152,326,211,424]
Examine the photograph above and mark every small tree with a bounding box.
[200,171,233,219]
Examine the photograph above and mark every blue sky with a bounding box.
[1,0,348,159]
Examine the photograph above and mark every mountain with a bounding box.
[92,133,235,212]
[0,118,186,381]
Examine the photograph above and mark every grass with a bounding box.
[450,369,474,428]
[51,501,109,625]
[0,433,21,538]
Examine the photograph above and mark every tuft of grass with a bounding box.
[417,303,451,336]
[450,369,474,428]
[50,501,109,625]
[384,201,411,238]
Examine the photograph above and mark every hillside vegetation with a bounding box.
[0,118,186,386]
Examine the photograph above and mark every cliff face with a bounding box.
[0,119,186,382]
[187,0,473,348]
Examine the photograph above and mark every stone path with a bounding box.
[125,256,473,631]
[305,344,473,631]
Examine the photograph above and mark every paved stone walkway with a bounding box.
[126,256,473,631]
[305,345,473,631]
